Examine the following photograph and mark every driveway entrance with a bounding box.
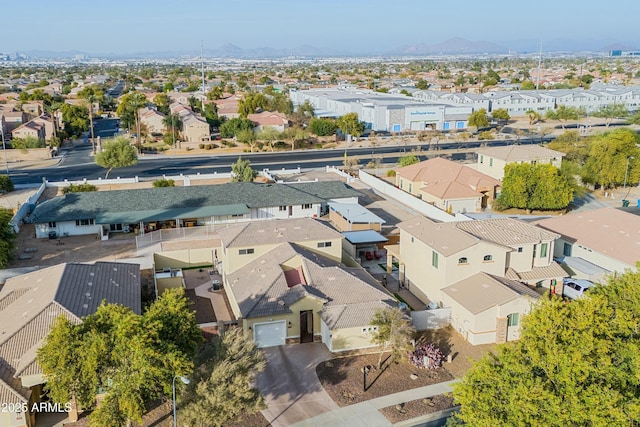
[257,343,338,427]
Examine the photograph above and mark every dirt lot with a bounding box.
[316,327,494,423]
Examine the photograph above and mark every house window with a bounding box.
[48,222,56,228]
[317,241,332,248]
[361,326,379,335]
[279,206,287,211]
[409,183,412,192]
[75,219,94,226]
[432,251,439,268]
[301,204,312,209]
[517,247,523,253]
[507,313,519,327]
[540,243,548,258]
[411,236,414,243]
[231,214,244,218]
[458,257,468,264]
[563,242,572,257]
[483,254,493,262]
[239,248,255,255]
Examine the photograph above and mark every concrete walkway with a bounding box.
[291,379,460,427]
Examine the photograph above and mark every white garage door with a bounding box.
[254,321,286,348]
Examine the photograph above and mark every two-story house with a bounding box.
[475,145,565,181]
[153,217,396,352]
[395,157,501,212]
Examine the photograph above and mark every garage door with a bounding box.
[254,321,286,348]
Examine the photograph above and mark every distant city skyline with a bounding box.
[1,0,639,55]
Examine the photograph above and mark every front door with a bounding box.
[288,206,293,217]
[299,310,313,343]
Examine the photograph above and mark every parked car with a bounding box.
[562,278,594,300]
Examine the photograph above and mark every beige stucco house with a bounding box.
[217,218,396,351]
[248,111,289,132]
[535,207,640,280]
[442,272,540,345]
[475,145,565,180]
[396,157,501,213]
[392,215,565,306]
[139,107,166,134]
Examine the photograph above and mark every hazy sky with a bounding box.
[1,0,638,54]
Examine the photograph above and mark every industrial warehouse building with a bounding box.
[290,87,473,133]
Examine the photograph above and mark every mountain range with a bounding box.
[14,37,639,59]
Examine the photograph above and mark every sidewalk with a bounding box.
[291,379,460,427]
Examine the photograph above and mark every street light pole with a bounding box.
[1,119,8,174]
[172,375,190,427]
[623,156,634,192]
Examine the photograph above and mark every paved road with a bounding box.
[7,138,543,185]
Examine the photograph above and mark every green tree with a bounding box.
[491,108,510,124]
[163,82,174,92]
[415,78,429,90]
[231,157,257,182]
[468,108,489,128]
[370,307,415,369]
[398,154,420,167]
[163,113,183,147]
[152,93,170,115]
[289,100,315,127]
[520,80,536,90]
[152,178,175,187]
[60,103,89,138]
[95,136,139,179]
[179,328,266,427]
[78,85,105,153]
[206,86,224,100]
[37,288,202,427]
[582,128,640,189]
[0,175,14,193]
[593,102,629,127]
[454,268,640,426]
[526,108,541,125]
[546,105,580,129]
[336,112,365,138]
[628,111,640,125]
[61,183,98,194]
[309,117,337,136]
[237,129,257,151]
[496,163,574,212]
[237,93,267,118]
[0,208,16,268]
[547,130,590,164]
[257,128,281,152]
[10,136,45,149]
[219,118,255,138]
[116,91,147,145]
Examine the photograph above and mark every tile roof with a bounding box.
[226,243,394,328]
[30,181,359,224]
[218,217,342,248]
[475,145,565,162]
[504,262,568,282]
[0,262,141,403]
[456,218,559,247]
[535,208,640,267]
[442,272,539,315]
[398,216,480,256]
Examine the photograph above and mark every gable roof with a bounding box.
[30,181,359,224]
[226,243,395,328]
[0,262,141,404]
[398,216,481,256]
[248,111,289,126]
[475,145,565,162]
[535,208,640,266]
[218,217,342,248]
[397,157,499,189]
[442,272,539,315]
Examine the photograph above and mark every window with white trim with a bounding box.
[458,257,468,264]
[75,219,94,226]
[317,241,332,248]
[301,204,312,209]
[483,254,493,262]
[239,248,255,255]
[279,205,287,211]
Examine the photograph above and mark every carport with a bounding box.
[342,229,388,263]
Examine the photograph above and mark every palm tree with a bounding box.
[78,86,105,153]
[163,113,183,148]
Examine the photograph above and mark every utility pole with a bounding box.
[536,41,543,91]
[201,41,206,114]
[1,119,8,174]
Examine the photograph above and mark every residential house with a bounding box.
[21,101,43,119]
[475,145,565,181]
[0,111,27,133]
[139,107,166,134]
[30,113,56,141]
[391,216,564,305]
[11,120,45,141]
[535,207,640,280]
[442,272,540,345]
[328,202,386,232]
[217,218,396,351]
[182,114,210,142]
[248,111,289,132]
[29,181,361,239]
[0,262,141,427]
[214,94,242,119]
[395,157,501,212]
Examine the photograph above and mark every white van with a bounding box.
[562,278,594,300]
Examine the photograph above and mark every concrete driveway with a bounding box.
[257,343,338,427]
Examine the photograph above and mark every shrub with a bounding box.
[199,144,205,149]
[153,178,175,188]
[62,183,98,194]
[0,175,14,193]
[408,343,445,370]
[386,170,397,177]
[478,131,495,140]
[11,136,45,149]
